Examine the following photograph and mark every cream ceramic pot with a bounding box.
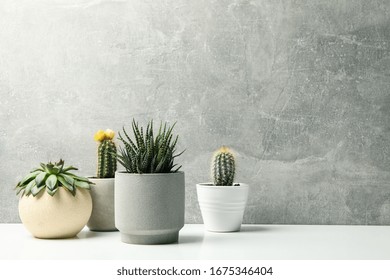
[19,187,92,239]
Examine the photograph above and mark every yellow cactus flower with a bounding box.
[218,146,230,153]
[94,130,106,142]
[104,129,115,140]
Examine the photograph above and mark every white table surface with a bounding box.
[1,224,389,260]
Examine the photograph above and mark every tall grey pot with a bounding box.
[115,171,185,245]
[87,178,117,231]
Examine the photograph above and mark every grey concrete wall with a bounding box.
[1,0,390,224]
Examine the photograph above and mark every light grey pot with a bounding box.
[87,178,117,231]
[115,171,185,245]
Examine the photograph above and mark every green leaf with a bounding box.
[40,163,48,172]
[46,174,58,191]
[173,149,186,159]
[57,175,75,194]
[18,171,41,186]
[74,180,91,190]
[15,186,24,196]
[35,172,48,187]
[64,173,90,183]
[74,176,91,183]
[121,126,138,152]
[132,119,145,150]
[155,153,168,173]
[172,165,182,173]
[45,163,55,174]
[24,179,37,196]
[31,184,45,196]
[51,166,61,174]
[62,166,78,172]
[46,187,58,196]
[61,173,75,186]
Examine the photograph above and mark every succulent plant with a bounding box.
[15,160,93,197]
[94,129,117,178]
[212,146,235,186]
[117,119,184,173]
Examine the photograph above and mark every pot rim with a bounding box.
[115,171,185,176]
[196,182,248,189]
[88,176,115,180]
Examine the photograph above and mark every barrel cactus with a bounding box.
[94,129,117,178]
[212,146,235,186]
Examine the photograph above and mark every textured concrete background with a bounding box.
[1,0,390,224]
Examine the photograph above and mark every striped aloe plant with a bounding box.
[117,119,184,173]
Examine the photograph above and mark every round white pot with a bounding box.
[115,171,185,245]
[19,187,92,239]
[87,178,117,231]
[196,183,249,232]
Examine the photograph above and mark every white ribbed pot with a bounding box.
[87,178,117,231]
[19,187,92,239]
[196,183,249,232]
[115,171,185,245]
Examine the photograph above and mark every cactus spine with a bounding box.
[94,129,117,178]
[212,146,235,186]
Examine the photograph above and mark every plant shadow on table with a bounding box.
[75,230,114,239]
[179,235,204,244]
[240,225,274,232]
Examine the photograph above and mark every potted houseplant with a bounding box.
[197,146,249,232]
[87,129,118,231]
[15,160,93,239]
[115,119,185,245]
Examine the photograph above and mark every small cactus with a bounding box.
[94,129,117,178]
[212,146,235,186]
